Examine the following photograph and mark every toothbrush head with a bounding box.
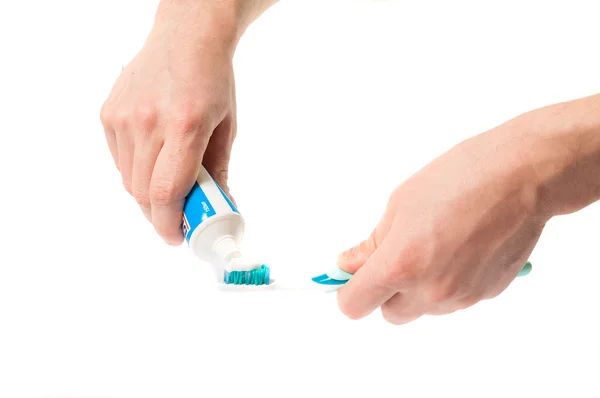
[223,264,271,285]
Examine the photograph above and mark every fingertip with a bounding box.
[337,233,380,275]
[380,293,424,326]
[335,238,399,321]
[336,247,366,275]
[155,224,184,246]
[151,202,185,246]
[164,234,184,246]
[336,287,370,320]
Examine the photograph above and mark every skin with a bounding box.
[100,0,278,245]
[101,1,600,324]
[336,94,600,324]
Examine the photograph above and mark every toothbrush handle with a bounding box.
[518,261,532,277]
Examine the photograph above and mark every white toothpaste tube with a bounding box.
[182,165,262,283]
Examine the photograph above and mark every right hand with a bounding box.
[100,7,238,245]
[335,119,547,324]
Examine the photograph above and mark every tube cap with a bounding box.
[213,236,241,263]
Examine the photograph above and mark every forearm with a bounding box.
[154,0,278,57]
[519,94,600,217]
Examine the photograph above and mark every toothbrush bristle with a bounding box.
[223,264,270,285]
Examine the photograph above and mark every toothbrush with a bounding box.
[217,261,532,293]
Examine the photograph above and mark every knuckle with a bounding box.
[394,243,427,281]
[134,105,158,131]
[100,103,112,126]
[113,111,130,131]
[383,251,424,287]
[424,281,461,305]
[169,106,204,135]
[149,181,179,206]
[132,189,151,208]
[382,266,407,288]
[386,263,420,286]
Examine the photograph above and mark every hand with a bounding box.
[336,117,550,324]
[100,4,238,245]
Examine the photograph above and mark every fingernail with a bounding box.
[336,246,368,275]
[337,247,355,266]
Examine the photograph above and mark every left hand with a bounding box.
[336,117,549,324]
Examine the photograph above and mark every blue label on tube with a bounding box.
[182,182,216,243]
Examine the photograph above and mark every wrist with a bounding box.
[153,0,248,58]
[517,94,600,217]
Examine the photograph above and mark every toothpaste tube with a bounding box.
[182,165,258,282]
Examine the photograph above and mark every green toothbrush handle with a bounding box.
[518,261,532,277]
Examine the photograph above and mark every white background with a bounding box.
[1,0,599,397]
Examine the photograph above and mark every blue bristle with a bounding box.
[223,264,270,285]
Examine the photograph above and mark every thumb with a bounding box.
[337,204,396,274]
[337,233,379,275]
